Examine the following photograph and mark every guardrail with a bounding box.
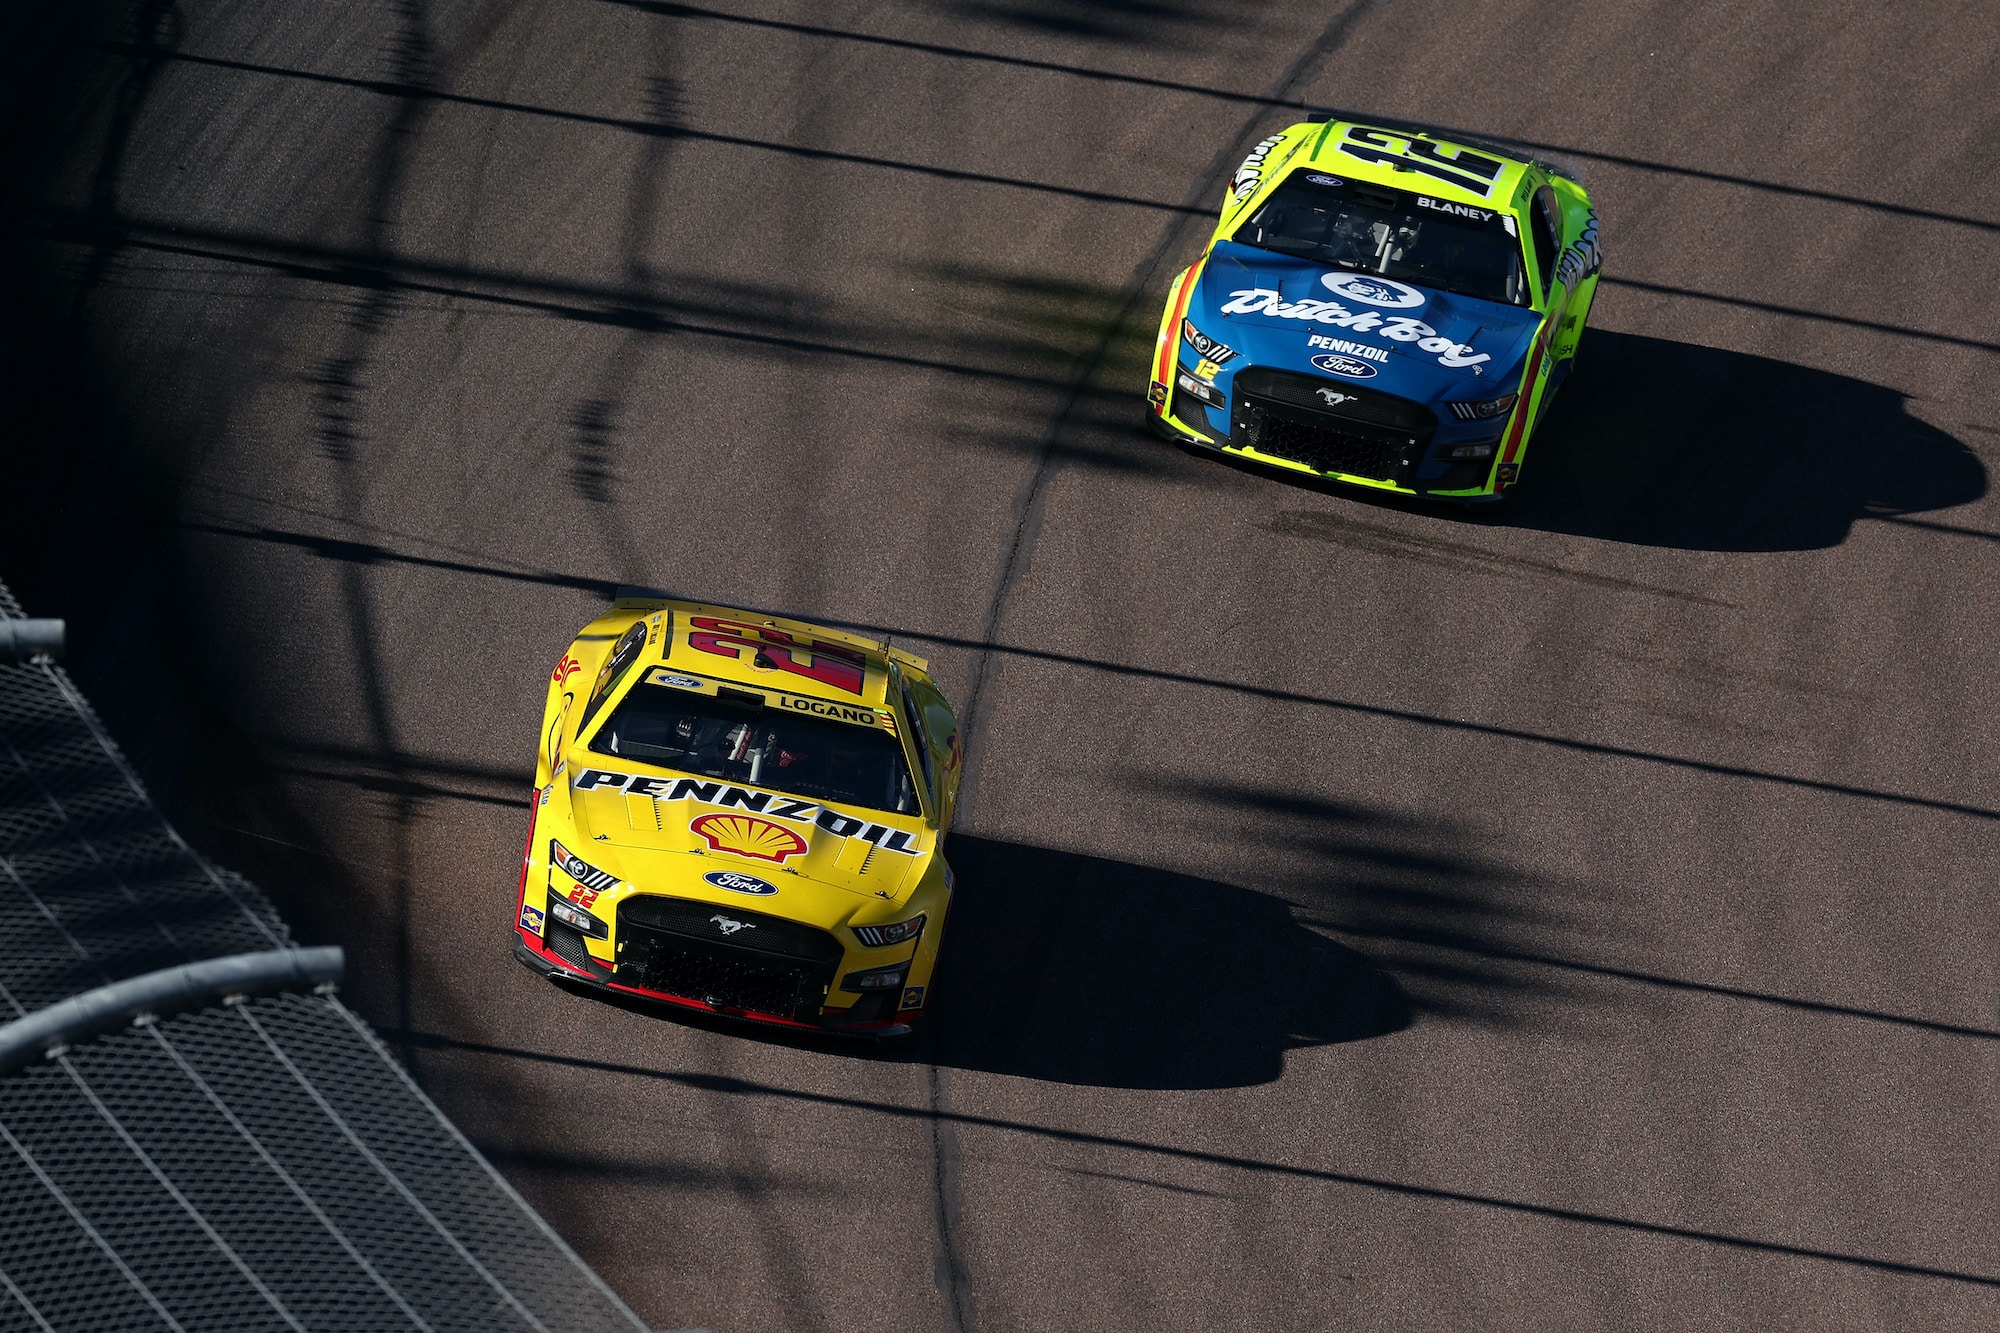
[0,616,60,662]
[0,947,345,1074]
[0,580,656,1333]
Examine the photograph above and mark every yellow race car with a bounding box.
[512,594,961,1037]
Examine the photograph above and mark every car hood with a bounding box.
[560,763,931,919]
[1192,241,1543,403]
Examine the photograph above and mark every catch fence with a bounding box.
[0,580,652,1332]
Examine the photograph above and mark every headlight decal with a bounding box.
[1181,318,1238,364]
[550,839,618,893]
[1446,393,1517,421]
[853,914,926,948]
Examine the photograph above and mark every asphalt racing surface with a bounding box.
[5,2,1999,1328]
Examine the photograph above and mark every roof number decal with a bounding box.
[686,616,867,695]
[1336,126,1507,199]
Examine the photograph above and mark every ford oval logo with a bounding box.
[1311,354,1378,380]
[1320,272,1426,309]
[703,870,778,896]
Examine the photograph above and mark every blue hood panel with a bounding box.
[1192,241,1541,405]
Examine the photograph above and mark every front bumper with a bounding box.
[1149,369,1507,502]
[511,916,921,1039]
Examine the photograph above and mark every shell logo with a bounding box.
[688,812,808,863]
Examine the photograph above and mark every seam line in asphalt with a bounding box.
[931,5,1387,1325]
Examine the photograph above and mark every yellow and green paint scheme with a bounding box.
[1149,118,1602,501]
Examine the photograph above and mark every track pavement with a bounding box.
[4,1,1998,1328]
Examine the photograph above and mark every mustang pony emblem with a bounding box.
[710,914,754,936]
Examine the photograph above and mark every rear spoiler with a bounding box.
[614,585,673,610]
[612,588,927,671]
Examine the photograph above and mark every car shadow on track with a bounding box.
[1187,329,1986,552]
[545,810,1561,1091]
[910,833,1413,1090]
[1503,329,1988,550]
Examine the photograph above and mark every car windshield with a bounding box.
[1233,171,1527,305]
[588,678,918,816]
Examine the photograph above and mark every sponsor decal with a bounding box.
[1495,461,1519,488]
[1230,134,1287,200]
[1336,125,1507,199]
[900,985,926,1011]
[551,839,618,893]
[1305,333,1389,363]
[709,913,755,937]
[1320,273,1426,309]
[1148,381,1168,408]
[686,616,867,695]
[775,694,881,726]
[705,869,779,896]
[551,654,582,685]
[1316,387,1359,407]
[574,769,922,855]
[1180,319,1237,365]
[518,903,545,935]
[645,668,883,727]
[689,812,809,863]
[1554,211,1602,289]
[1193,357,1225,382]
[1311,354,1378,380]
[1219,288,1490,368]
[1417,196,1495,222]
[807,806,919,852]
[1302,173,1345,188]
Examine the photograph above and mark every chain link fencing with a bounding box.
[0,580,655,1333]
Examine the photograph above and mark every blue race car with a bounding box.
[1148,118,1601,502]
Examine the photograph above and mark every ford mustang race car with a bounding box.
[512,594,962,1037]
[1148,118,1601,501]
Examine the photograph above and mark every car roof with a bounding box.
[1259,119,1541,215]
[616,597,921,709]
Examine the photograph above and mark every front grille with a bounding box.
[619,895,843,962]
[619,942,823,1016]
[1233,367,1435,434]
[615,894,842,1019]
[544,919,594,971]
[1237,408,1401,480]
[1228,366,1434,485]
